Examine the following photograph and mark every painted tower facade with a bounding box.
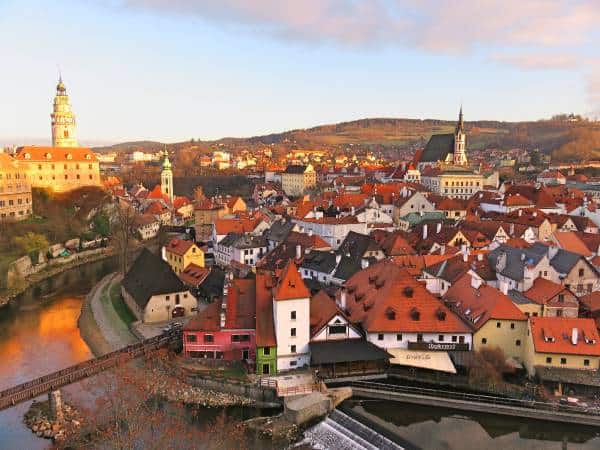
[51,77,78,148]
[161,153,174,203]
[453,106,467,165]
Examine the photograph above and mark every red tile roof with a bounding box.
[445,274,526,330]
[529,317,600,356]
[310,290,346,337]
[273,260,310,301]
[553,231,594,257]
[16,146,98,162]
[255,271,276,347]
[165,238,198,256]
[178,263,210,287]
[214,217,259,235]
[343,261,469,334]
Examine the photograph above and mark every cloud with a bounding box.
[120,0,599,50]
[117,0,599,111]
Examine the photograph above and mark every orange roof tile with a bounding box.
[16,146,98,162]
[553,231,594,258]
[273,260,310,301]
[255,271,277,347]
[529,317,600,356]
[165,238,199,257]
[444,273,526,330]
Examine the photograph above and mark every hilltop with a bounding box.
[94,117,600,162]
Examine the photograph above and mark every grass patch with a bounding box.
[109,282,136,325]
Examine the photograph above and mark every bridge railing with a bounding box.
[350,381,600,416]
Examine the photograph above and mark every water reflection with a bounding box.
[0,257,117,450]
[350,399,600,450]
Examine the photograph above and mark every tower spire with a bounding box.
[456,104,464,133]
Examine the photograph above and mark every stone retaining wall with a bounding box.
[183,374,280,406]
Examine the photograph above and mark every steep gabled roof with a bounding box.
[273,260,310,301]
[256,271,277,347]
[420,133,455,163]
[122,248,187,308]
[444,273,526,330]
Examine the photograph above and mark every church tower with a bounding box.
[161,151,174,203]
[51,76,78,147]
[453,106,468,165]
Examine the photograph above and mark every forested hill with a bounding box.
[95,117,600,162]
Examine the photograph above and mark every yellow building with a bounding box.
[444,274,528,361]
[15,146,101,192]
[524,317,600,394]
[281,164,316,196]
[163,238,205,275]
[14,78,100,192]
[0,153,32,221]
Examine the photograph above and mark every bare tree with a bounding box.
[58,354,246,450]
[111,200,139,275]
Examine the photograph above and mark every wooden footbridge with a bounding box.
[0,329,181,411]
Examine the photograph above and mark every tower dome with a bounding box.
[51,76,78,147]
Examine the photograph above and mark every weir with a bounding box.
[303,409,404,450]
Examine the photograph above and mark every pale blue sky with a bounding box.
[1,0,598,144]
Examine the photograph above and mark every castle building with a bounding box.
[0,153,32,221]
[14,78,101,192]
[160,153,174,203]
[51,76,78,147]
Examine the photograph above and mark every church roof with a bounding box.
[15,146,97,162]
[420,133,455,163]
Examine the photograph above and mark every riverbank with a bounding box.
[0,247,116,308]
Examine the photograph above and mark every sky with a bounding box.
[1,0,598,145]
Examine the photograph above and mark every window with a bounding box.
[558,294,564,302]
[510,323,515,329]
[291,345,296,353]
[417,333,423,342]
[240,334,250,342]
[291,311,296,320]
[290,360,297,367]
[263,347,270,356]
[378,333,384,341]
[329,325,346,335]
[496,322,501,328]
[459,336,465,344]
[203,334,214,343]
[186,334,197,343]
[546,357,552,364]
[584,359,590,367]
[579,268,585,277]
[232,335,240,343]
[515,340,521,346]
[438,335,444,342]
[452,336,457,342]
[481,338,487,344]
[560,357,567,365]
[175,294,180,305]
[396,334,402,341]
[291,328,296,337]
[166,295,170,300]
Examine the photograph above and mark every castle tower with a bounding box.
[453,105,468,165]
[161,151,174,203]
[51,77,78,147]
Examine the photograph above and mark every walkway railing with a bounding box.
[0,330,181,411]
[350,380,600,416]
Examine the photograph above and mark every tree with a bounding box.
[111,201,139,275]
[469,347,508,386]
[60,354,246,449]
[12,232,49,255]
[92,211,111,237]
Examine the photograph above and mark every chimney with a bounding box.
[436,222,442,234]
[422,223,428,240]
[470,274,482,290]
[509,223,515,236]
[340,289,347,310]
[500,281,508,295]
[440,245,446,255]
[477,253,483,261]
[351,206,355,216]
[361,258,369,269]
[572,328,578,345]
[521,253,526,261]
[295,245,301,260]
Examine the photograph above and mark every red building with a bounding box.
[183,277,256,362]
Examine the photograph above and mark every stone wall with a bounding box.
[183,374,280,406]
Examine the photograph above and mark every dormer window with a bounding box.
[85,154,91,160]
[410,307,420,321]
[45,153,52,159]
[66,153,73,160]
[24,153,31,159]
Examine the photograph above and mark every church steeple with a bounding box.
[51,75,78,147]
[453,105,467,165]
[161,148,174,203]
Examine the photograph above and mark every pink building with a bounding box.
[183,277,256,362]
